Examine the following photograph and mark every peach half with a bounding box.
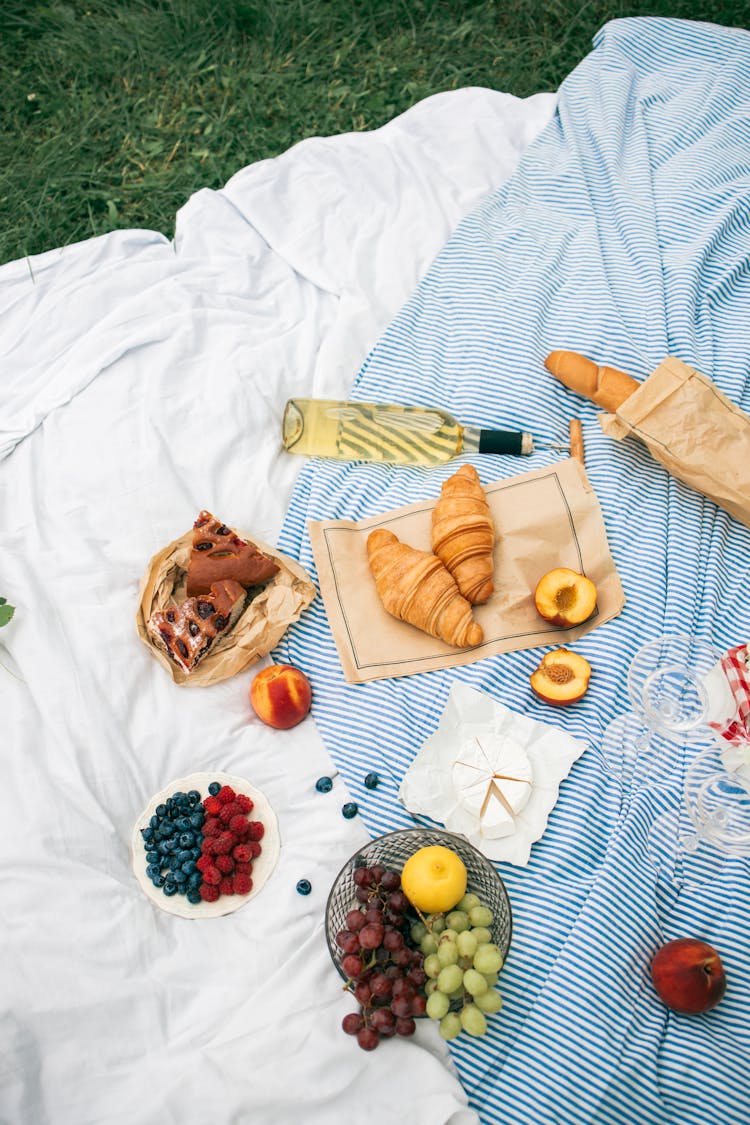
[534,567,597,628]
[530,648,591,706]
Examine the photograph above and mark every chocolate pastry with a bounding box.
[186,510,280,597]
[147,580,246,674]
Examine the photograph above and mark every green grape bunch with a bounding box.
[411,891,505,1042]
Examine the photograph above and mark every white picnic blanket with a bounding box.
[0,86,555,1125]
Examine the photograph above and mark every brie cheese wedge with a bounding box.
[452,735,533,839]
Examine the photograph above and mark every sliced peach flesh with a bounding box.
[530,648,591,705]
[534,567,597,627]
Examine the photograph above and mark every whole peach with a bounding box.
[250,664,312,730]
[650,938,726,1015]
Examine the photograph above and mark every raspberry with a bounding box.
[248,841,262,858]
[214,832,235,855]
[233,844,251,863]
[196,855,213,873]
[201,838,219,856]
[216,854,235,875]
[236,794,253,813]
[233,873,252,895]
[234,862,253,875]
[247,821,265,841]
[219,802,242,823]
[219,877,235,896]
[199,884,220,903]
[202,866,221,885]
[202,817,222,837]
[217,785,236,805]
[229,815,249,836]
[203,796,222,815]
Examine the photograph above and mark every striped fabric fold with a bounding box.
[276,17,750,1125]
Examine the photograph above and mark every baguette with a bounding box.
[544,350,639,413]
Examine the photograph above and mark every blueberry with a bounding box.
[178,832,194,849]
[186,889,202,905]
[166,797,174,810]
[342,802,358,819]
[176,850,193,865]
[188,872,202,888]
[296,879,312,896]
[145,850,160,865]
[140,827,154,842]
[149,814,159,829]
[172,792,186,803]
[156,823,172,839]
[187,790,201,805]
[164,871,176,885]
[190,812,205,830]
[364,773,380,790]
[151,873,166,888]
[182,860,197,875]
[163,837,178,852]
[174,869,187,884]
[315,776,333,793]
[163,883,178,897]
[193,834,204,848]
[208,782,221,796]
[156,804,167,817]
[175,817,191,833]
[146,863,162,879]
[191,847,202,860]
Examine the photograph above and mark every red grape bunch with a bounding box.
[337,864,428,1051]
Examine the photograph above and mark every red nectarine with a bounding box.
[534,567,597,628]
[250,664,312,730]
[650,938,726,1015]
[530,648,591,706]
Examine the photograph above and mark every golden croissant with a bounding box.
[366,529,483,648]
[431,464,495,605]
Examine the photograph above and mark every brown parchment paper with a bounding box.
[309,457,625,683]
[136,530,316,687]
[600,356,750,529]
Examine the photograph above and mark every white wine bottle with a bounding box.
[281,398,553,467]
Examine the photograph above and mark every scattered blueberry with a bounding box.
[342,802,358,819]
[208,782,221,796]
[315,776,333,793]
[364,773,380,790]
[296,879,312,896]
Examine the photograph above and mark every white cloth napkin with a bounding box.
[398,682,587,865]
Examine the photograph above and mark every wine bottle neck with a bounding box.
[462,426,534,456]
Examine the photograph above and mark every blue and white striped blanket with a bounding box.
[277,18,750,1125]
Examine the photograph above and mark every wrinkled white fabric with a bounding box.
[0,87,555,1125]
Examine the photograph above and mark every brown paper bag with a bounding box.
[600,356,750,529]
[136,529,316,687]
[309,457,625,683]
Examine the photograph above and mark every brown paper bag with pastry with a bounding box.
[544,349,750,530]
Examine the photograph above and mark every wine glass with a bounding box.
[600,634,721,803]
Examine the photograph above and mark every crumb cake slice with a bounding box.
[147,579,246,673]
[186,510,279,597]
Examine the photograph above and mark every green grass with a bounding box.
[1,0,748,264]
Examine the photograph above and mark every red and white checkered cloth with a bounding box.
[710,643,750,746]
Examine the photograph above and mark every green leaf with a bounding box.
[0,604,15,627]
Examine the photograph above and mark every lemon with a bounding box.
[400,845,467,914]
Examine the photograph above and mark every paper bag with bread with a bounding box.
[545,350,750,530]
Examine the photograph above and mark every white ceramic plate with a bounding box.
[131,771,281,918]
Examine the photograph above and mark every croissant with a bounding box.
[544,350,639,413]
[367,529,483,648]
[431,465,495,605]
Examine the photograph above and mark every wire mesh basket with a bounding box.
[325,827,513,982]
